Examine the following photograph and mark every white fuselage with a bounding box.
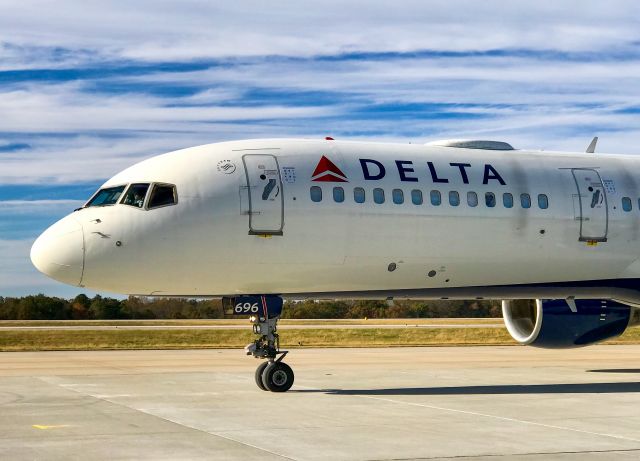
[31,138,640,301]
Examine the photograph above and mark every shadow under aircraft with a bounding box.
[292,381,640,396]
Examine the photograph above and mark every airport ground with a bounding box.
[1,319,640,351]
[2,346,640,460]
[0,318,508,351]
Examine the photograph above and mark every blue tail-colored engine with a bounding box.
[502,298,635,348]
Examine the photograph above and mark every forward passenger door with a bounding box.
[242,154,284,235]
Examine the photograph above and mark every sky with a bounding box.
[2,0,640,298]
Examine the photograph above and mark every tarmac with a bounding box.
[1,346,640,460]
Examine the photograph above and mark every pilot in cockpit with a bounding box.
[133,191,144,208]
[122,184,149,208]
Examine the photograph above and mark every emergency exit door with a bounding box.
[242,154,284,235]
[572,168,608,242]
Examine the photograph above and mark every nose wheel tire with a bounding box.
[261,362,294,392]
[255,361,269,391]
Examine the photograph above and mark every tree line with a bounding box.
[0,295,502,320]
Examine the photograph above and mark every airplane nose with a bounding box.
[31,215,84,286]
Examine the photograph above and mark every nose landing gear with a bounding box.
[225,295,294,392]
[255,355,294,392]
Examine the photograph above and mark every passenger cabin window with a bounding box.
[449,191,460,206]
[373,188,385,204]
[86,185,126,207]
[521,193,531,209]
[485,192,496,208]
[392,189,404,204]
[622,197,632,212]
[430,190,441,206]
[121,183,150,208]
[148,184,177,209]
[467,191,478,207]
[538,194,549,210]
[333,187,344,203]
[411,189,423,205]
[310,186,322,202]
[503,193,513,208]
[354,187,365,203]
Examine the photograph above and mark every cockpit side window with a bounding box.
[85,185,126,207]
[148,184,177,209]
[121,183,150,208]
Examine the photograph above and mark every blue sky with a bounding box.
[2,0,640,297]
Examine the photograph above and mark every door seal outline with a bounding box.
[571,168,608,242]
[242,154,284,236]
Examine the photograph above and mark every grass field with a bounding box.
[0,324,639,351]
[0,327,511,351]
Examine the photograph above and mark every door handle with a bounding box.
[262,179,277,200]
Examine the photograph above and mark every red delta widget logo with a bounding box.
[311,156,348,182]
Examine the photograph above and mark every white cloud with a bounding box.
[0,199,83,207]
[0,239,104,298]
[2,1,640,64]
[0,200,84,212]
[0,84,339,133]
[2,49,640,186]
[0,239,64,295]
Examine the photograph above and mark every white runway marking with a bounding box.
[294,378,640,443]
[51,378,297,460]
[355,394,640,444]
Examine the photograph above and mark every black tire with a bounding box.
[261,362,294,392]
[255,362,269,391]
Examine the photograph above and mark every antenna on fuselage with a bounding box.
[586,136,598,153]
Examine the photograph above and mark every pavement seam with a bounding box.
[354,394,640,443]
[42,377,298,461]
[294,382,640,445]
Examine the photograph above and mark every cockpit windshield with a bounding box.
[121,183,150,208]
[85,185,126,207]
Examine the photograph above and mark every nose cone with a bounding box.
[31,216,84,286]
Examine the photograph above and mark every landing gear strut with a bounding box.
[225,295,294,392]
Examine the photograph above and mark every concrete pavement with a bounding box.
[1,346,640,460]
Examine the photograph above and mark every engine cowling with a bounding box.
[502,299,638,348]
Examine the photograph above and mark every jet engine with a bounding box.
[502,298,639,348]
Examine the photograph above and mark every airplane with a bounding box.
[30,136,640,392]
